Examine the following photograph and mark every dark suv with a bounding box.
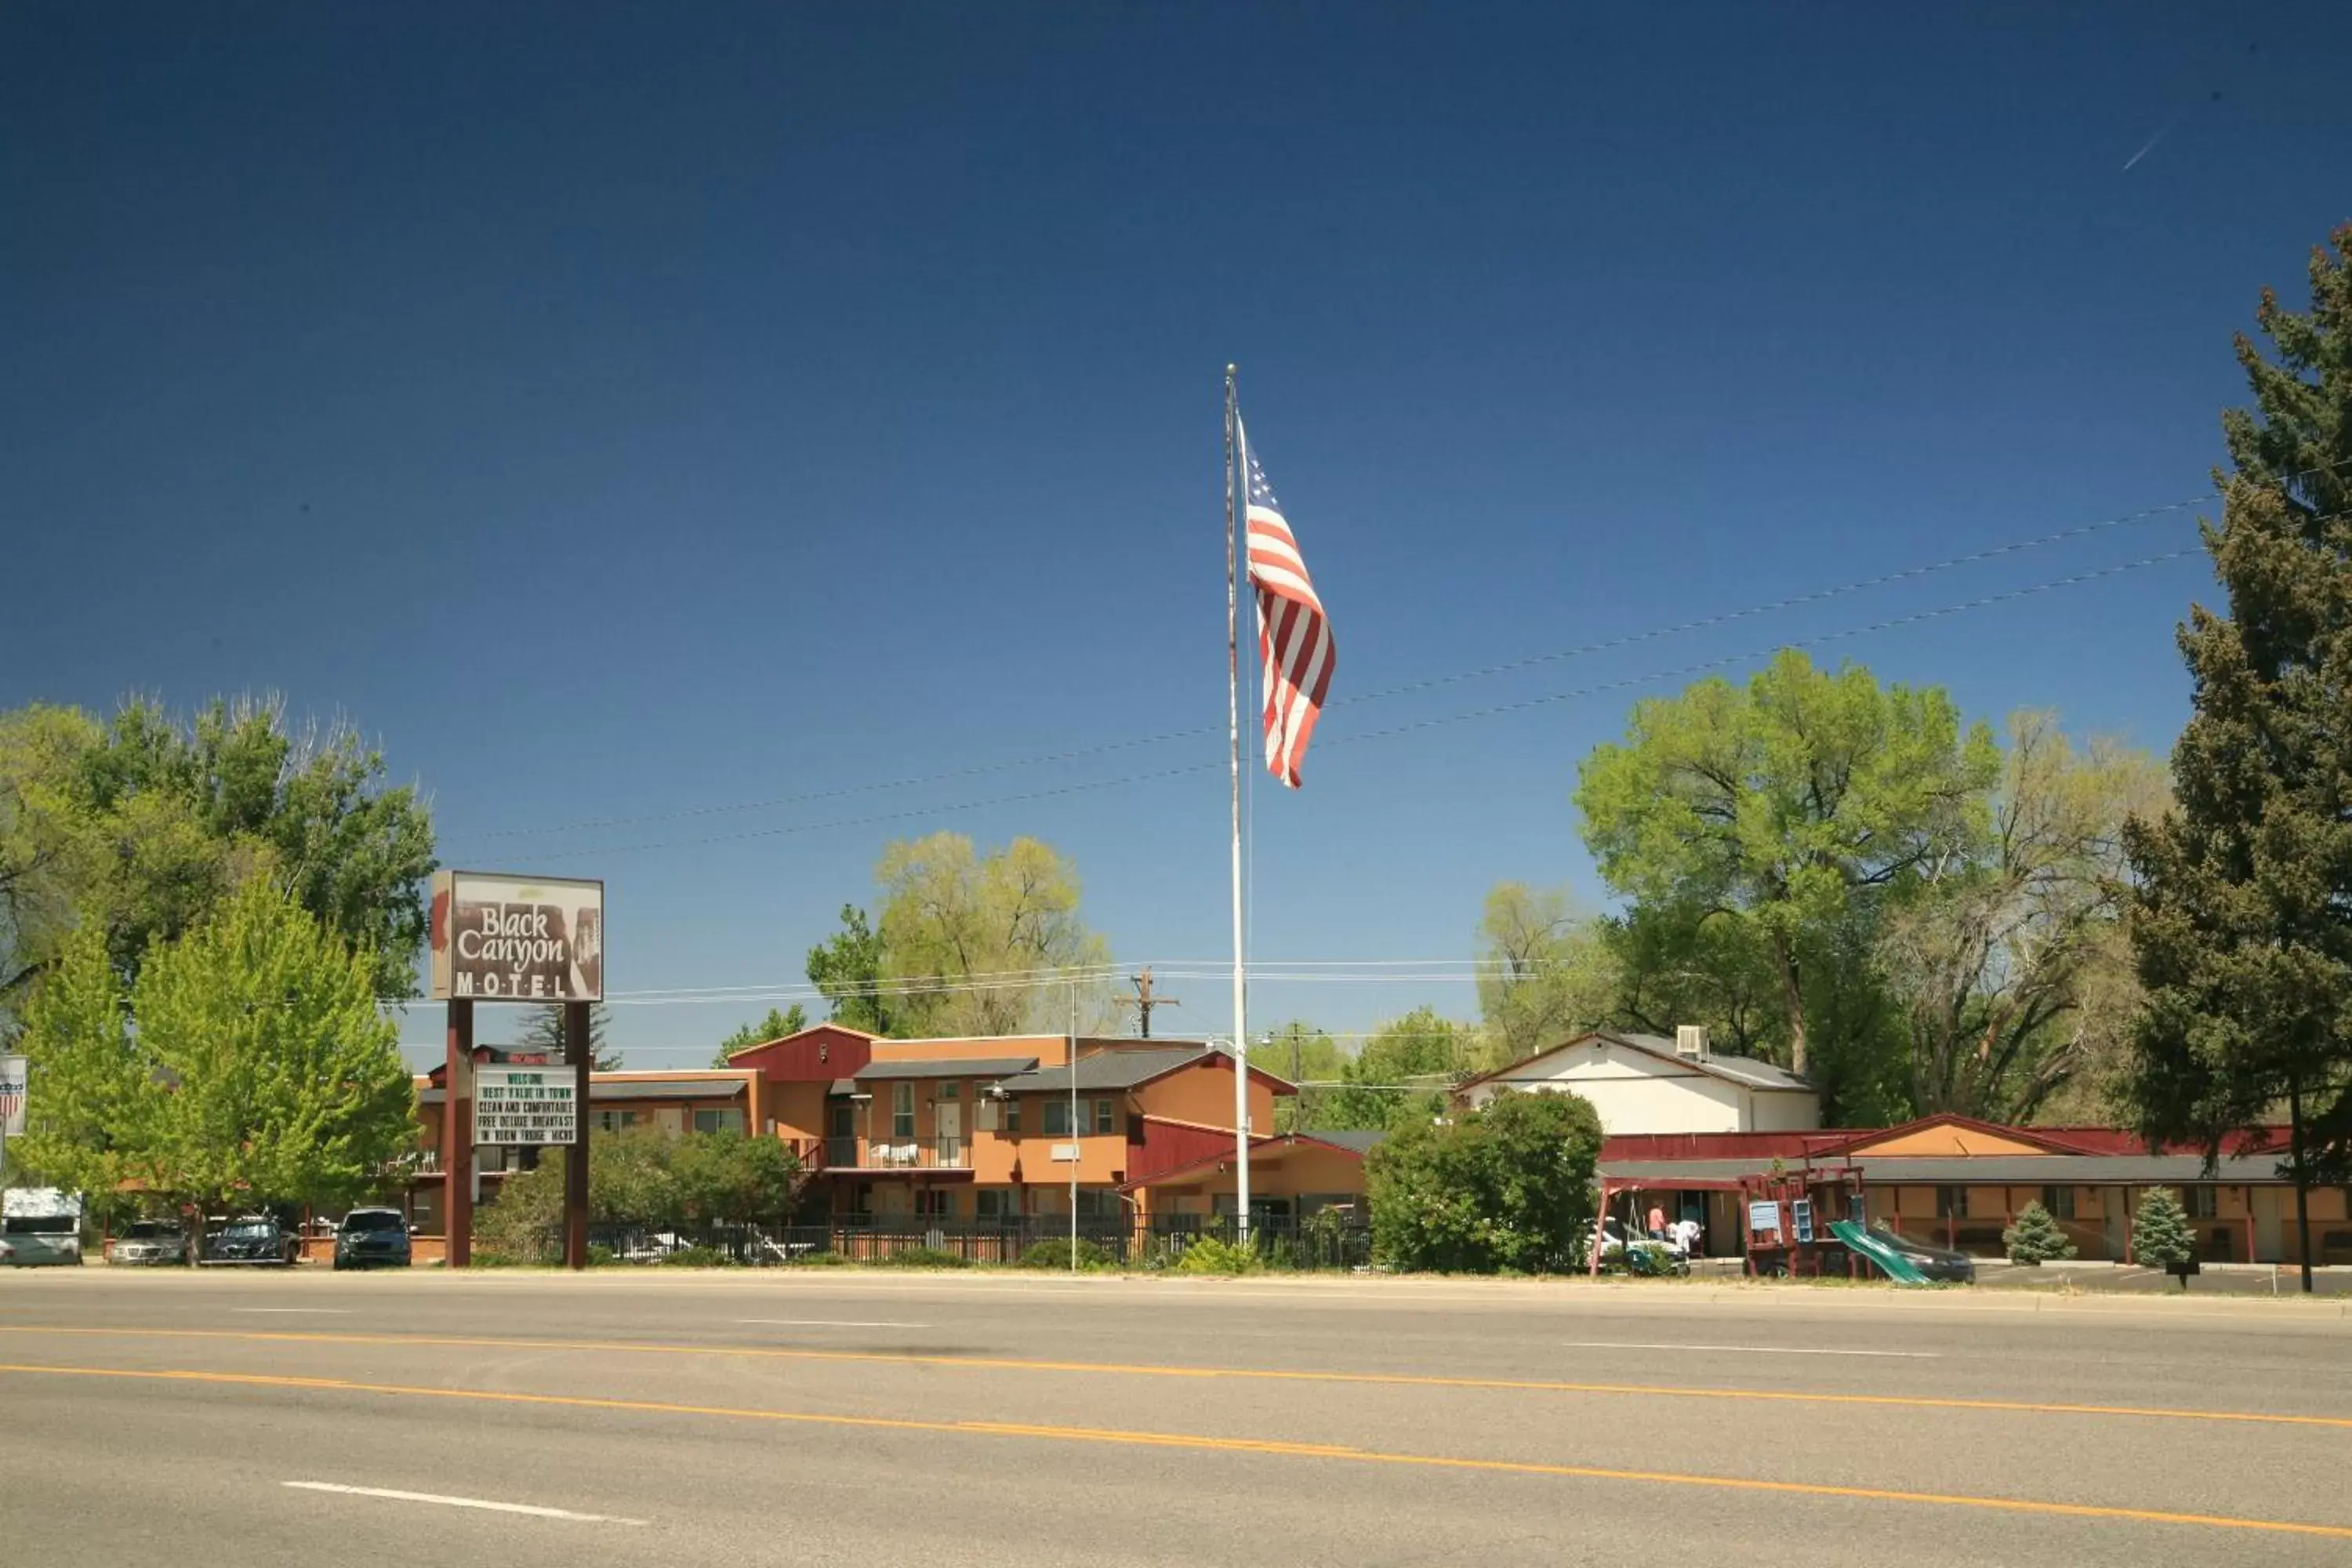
[333,1207,413,1270]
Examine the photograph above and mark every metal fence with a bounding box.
[485,1214,1374,1270]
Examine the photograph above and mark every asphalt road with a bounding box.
[2,1269,2347,1566]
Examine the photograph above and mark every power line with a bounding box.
[503,540,2203,865]
[456,482,2247,849]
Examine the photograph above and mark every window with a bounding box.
[1092,1098,1117,1135]
[1936,1185,1967,1220]
[891,1082,915,1139]
[1075,1189,1119,1221]
[915,1189,955,1218]
[1004,1098,1021,1133]
[976,1189,1011,1221]
[693,1107,746,1135]
[936,1080,960,1101]
[2183,1185,2219,1220]
[1042,1098,1073,1137]
[2042,1185,2076,1221]
[596,1110,640,1134]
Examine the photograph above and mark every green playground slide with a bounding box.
[1830,1218,1932,1286]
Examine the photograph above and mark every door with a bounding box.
[935,1101,963,1167]
[2252,1188,2285,1262]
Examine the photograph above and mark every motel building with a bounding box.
[407,1025,1381,1250]
[1460,1029,2352,1269]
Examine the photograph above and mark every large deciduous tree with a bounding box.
[2123,229,2352,1292]
[1878,713,2166,1123]
[0,695,436,1016]
[1475,883,1619,1065]
[1306,1006,1478,1133]
[873,833,1109,1036]
[1577,650,1998,1081]
[806,905,898,1035]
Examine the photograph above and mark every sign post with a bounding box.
[565,1000,591,1271]
[429,871,604,1272]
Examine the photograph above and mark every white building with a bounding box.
[1454,1029,1819,1136]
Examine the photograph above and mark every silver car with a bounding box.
[107,1218,189,1266]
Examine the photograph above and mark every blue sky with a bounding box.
[5,5,2347,1068]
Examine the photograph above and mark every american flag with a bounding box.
[1239,417,1335,788]
[0,1056,25,1138]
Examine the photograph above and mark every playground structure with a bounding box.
[1594,1138,1940,1284]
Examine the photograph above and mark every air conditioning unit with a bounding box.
[1675,1025,1708,1060]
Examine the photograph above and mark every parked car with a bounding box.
[2,1188,85,1266]
[1869,1222,1977,1283]
[107,1218,189,1266]
[332,1208,413,1270]
[202,1216,300,1266]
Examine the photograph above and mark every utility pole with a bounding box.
[1124,968,1179,1039]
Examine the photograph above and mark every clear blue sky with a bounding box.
[6,5,2347,1067]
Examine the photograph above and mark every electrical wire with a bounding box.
[455,477,2276,849]
[500,540,2204,865]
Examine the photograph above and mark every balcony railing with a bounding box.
[825,1136,971,1171]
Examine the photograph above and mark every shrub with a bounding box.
[658,1243,731,1268]
[874,1246,973,1269]
[789,1248,854,1266]
[1173,1236,1258,1275]
[1366,1088,1603,1273]
[2002,1201,2076,1265]
[1021,1237,1114,1271]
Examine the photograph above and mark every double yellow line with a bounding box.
[4,1323,2347,1432]
[2,1360,2347,1541]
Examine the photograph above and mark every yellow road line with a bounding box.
[2,1322,2343,1432]
[2,1360,2347,1541]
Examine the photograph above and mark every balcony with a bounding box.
[823,1136,971,1173]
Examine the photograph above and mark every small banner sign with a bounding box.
[473,1066,579,1146]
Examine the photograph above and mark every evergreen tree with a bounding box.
[2001,1200,2076,1265]
[2122,227,2352,1294]
[2129,1185,2198,1287]
[519,1000,619,1070]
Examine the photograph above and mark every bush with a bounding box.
[873,1246,973,1269]
[1173,1235,1258,1275]
[789,1248,853,1266]
[1021,1237,1114,1270]
[2002,1200,2076,1265]
[586,1244,619,1267]
[658,1243,731,1268]
[1366,1088,1603,1274]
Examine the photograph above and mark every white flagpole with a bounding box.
[1225,365,1251,1243]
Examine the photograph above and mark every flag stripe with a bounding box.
[1238,416,1334,789]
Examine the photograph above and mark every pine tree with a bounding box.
[2130,1186,2198,1287]
[2001,1200,2076,1265]
[2123,227,2352,1294]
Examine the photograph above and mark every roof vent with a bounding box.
[1675,1025,1708,1060]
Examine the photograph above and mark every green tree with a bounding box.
[668,1131,804,1225]
[873,833,1110,1036]
[1308,1007,1475,1133]
[476,1130,804,1261]
[714,1004,809,1066]
[1879,713,2166,1123]
[2123,229,2352,1292]
[517,1001,620,1071]
[7,926,152,1218]
[0,696,436,1011]
[1365,1089,1603,1273]
[1577,650,1998,1080]
[16,879,416,1256]
[2129,1185,2198,1285]
[1475,883,1620,1066]
[807,905,898,1035]
[2002,1199,2076,1265]
[1263,1020,1345,1132]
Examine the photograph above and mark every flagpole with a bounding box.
[1225,364,1250,1243]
